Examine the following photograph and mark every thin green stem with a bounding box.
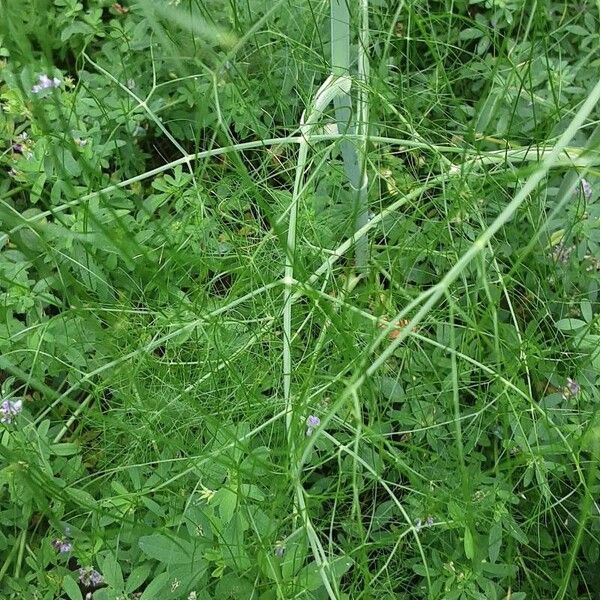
[299,76,600,485]
[555,425,600,600]
[2,135,598,248]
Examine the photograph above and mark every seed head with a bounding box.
[551,241,573,264]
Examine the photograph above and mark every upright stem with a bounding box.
[282,75,352,598]
[330,0,350,76]
[356,0,370,269]
[331,0,369,270]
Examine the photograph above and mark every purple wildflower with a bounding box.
[274,541,286,558]
[305,415,320,436]
[581,179,592,201]
[306,415,320,428]
[562,377,580,400]
[1,399,23,424]
[32,74,61,94]
[12,143,23,154]
[414,516,435,532]
[79,566,103,588]
[52,539,73,554]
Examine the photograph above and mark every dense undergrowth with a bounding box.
[1,1,600,599]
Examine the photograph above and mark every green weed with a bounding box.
[0,1,599,599]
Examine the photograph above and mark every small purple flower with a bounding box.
[32,74,61,94]
[305,415,320,436]
[274,541,285,558]
[12,143,23,154]
[52,539,73,554]
[414,516,434,532]
[1,399,23,424]
[581,179,592,201]
[562,377,580,400]
[306,415,320,428]
[79,566,103,587]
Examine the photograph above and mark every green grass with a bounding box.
[0,1,599,599]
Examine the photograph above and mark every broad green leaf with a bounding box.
[377,376,405,401]
[281,527,309,580]
[101,552,124,591]
[214,488,237,525]
[221,515,251,570]
[581,425,600,456]
[566,24,589,35]
[481,562,518,577]
[165,562,208,594]
[488,521,502,563]
[578,333,600,352]
[581,300,593,323]
[63,576,83,600]
[555,318,586,331]
[583,541,600,564]
[141,496,166,517]
[50,443,79,456]
[504,518,528,545]
[31,173,46,204]
[125,563,153,594]
[215,573,253,598]
[459,27,483,40]
[464,527,474,559]
[37,420,51,439]
[295,554,353,591]
[140,572,170,599]
[139,534,193,564]
[61,149,82,177]
[68,488,96,508]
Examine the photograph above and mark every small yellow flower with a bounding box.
[198,484,216,503]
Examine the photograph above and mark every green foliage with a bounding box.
[1,1,600,599]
